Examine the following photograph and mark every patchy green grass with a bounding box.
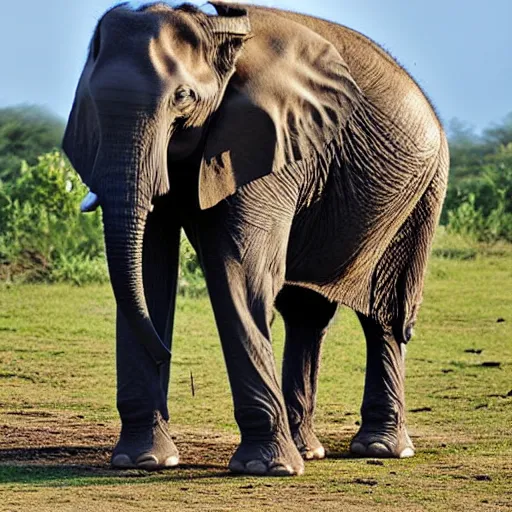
[0,240,511,511]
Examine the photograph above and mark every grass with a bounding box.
[0,237,511,511]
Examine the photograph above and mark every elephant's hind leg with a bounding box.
[350,159,448,459]
[276,286,338,460]
[350,313,414,458]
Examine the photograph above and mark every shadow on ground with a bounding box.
[0,446,231,486]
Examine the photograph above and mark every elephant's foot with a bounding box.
[228,437,305,476]
[291,427,326,460]
[350,423,414,458]
[111,411,179,470]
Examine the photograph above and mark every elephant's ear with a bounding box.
[62,45,99,188]
[199,89,277,210]
[198,6,362,210]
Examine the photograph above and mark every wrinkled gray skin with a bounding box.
[63,1,449,476]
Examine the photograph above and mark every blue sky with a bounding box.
[1,0,510,133]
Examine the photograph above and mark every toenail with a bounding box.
[111,454,133,468]
[268,463,294,476]
[350,441,367,455]
[136,454,159,469]
[303,450,315,460]
[228,459,246,473]
[164,455,179,467]
[367,442,390,456]
[399,447,415,458]
[245,460,267,475]
[314,446,326,458]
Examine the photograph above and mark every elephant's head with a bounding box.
[63,2,250,364]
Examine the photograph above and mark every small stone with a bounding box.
[366,459,384,466]
[353,478,378,486]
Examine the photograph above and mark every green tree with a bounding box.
[0,105,64,183]
[446,143,512,242]
[482,112,512,149]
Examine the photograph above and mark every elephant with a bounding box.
[63,1,449,476]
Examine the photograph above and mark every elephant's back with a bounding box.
[246,5,443,156]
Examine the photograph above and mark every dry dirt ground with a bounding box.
[0,411,233,470]
[1,411,511,512]
[1,251,511,511]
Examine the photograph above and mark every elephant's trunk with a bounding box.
[101,200,170,366]
[87,75,172,366]
[96,133,171,365]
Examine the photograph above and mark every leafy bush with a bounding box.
[178,234,206,297]
[445,144,512,242]
[0,152,105,283]
[50,254,109,286]
[0,151,206,289]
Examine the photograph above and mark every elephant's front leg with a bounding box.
[111,312,179,469]
[111,207,180,469]
[199,227,304,476]
[350,313,414,458]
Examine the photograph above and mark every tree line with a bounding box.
[0,105,511,285]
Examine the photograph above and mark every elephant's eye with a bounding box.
[174,86,196,108]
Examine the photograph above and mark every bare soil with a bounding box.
[0,411,237,472]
